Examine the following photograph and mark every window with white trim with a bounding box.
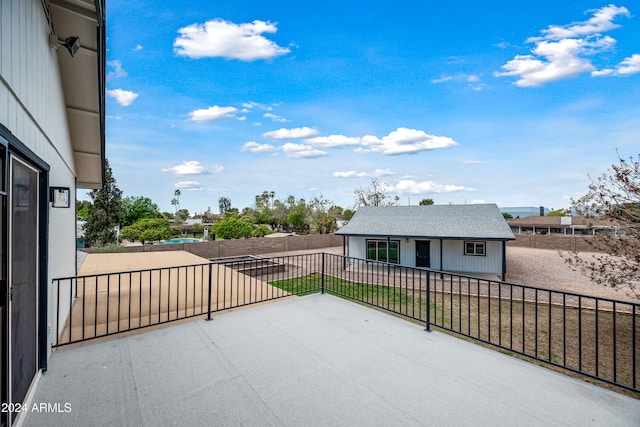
[366,239,400,263]
[464,241,486,256]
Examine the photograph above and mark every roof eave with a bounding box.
[336,232,515,241]
[49,0,106,189]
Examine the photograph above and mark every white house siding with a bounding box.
[398,239,442,269]
[347,237,502,275]
[1,0,78,357]
[346,236,366,260]
[347,237,442,269]
[399,239,414,266]
[441,240,503,275]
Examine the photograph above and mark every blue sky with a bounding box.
[99,1,640,214]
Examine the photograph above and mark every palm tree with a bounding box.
[174,189,181,212]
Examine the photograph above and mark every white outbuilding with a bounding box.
[336,204,515,280]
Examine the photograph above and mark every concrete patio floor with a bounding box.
[24,294,639,427]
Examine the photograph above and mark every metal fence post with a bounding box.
[206,263,213,321]
[321,252,325,294]
[425,271,431,332]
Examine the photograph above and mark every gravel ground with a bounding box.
[506,246,638,303]
[266,245,639,304]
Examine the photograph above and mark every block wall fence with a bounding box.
[81,233,617,258]
[83,234,344,258]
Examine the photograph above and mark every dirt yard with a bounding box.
[505,246,639,303]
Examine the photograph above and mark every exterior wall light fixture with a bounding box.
[49,34,81,57]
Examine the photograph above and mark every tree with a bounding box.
[218,196,232,214]
[354,178,399,207]
[419,198,434,206]
[120,218,172,243]
[309,195,338,234]
[272,199,289,231]
[253,224,272,237]
[176,208,189,221]
[343,209,355,221]
[548,209,569,216]
[174,189,181,211]
[76,199,92,220]
[83,159,122,246]
[212,215,255,239]
[287,198,309,232]
[563,153,640,297]
[121,196,159,227]
[254,190,275,225]
[502,212,513,219]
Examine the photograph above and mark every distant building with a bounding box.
[500,206,549,218]
[508,216,622,236]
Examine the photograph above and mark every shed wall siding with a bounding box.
[346,236,366,260]
[1,0,79,356]
[347,236,503,275]
[441,240,503,275]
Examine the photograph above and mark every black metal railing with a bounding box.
[52,254,323,347]
[53,252,639,392]
[321,253,638,393]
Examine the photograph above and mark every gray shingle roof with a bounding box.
[336,204,515,240]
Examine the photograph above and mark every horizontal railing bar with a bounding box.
[53,262,214,282]
[330,253,639,308]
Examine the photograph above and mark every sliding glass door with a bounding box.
[8,156,39,417]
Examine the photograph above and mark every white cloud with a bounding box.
[431,76,453,84]
[301,128,456,155]
[175,181,203,191]
[368,128,458,155]
[332,171,362,178]
[332,168,395,178]
[593,53,640,77]
[174,19,290,61]
[495,5,634,87]
[264,113,288,123]
[162,161,208,176]
[528,5,629,42]
[211,164,225,173]
[133,44,143,51]
[305,134,363,148]
[263,127,319,140]
[241,141,277,153]
[106,60,127,81]
[391,179,474,194]
[617,54,640,75]
[281,143,326,158]
[106,89,139,106]
[495,38,598,87]
[430,73,486,90]
[189,106,238,122]
[242,101,273,111]
[462,159,483,165]
[467,75,487,91]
